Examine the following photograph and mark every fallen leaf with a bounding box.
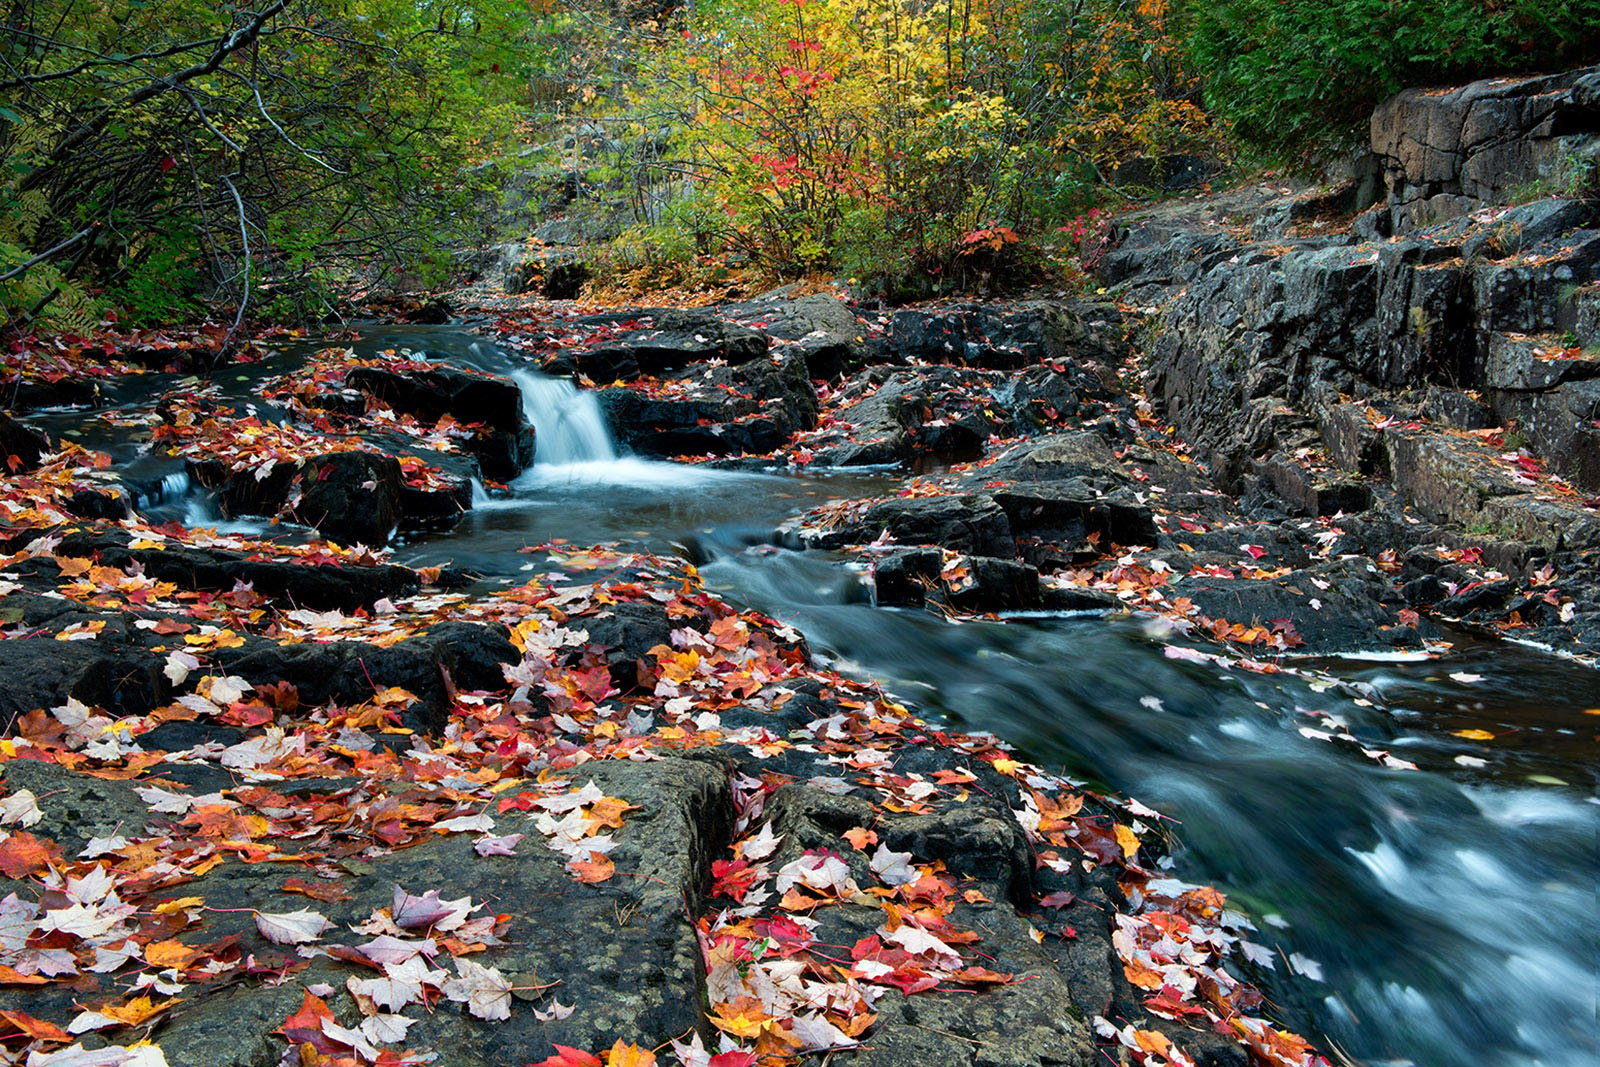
[255,908,334,945]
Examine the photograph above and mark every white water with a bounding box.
[511,370,617,466]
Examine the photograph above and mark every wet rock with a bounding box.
[887,301,1123,370]
[991,484,1160,549]
[290,452,404,546]
[980,433,1129,486]
[218,621,518,734]
[573,309,769,380]
[582,600,711,691]
[143,757,733,1066]
[187,456,298,518]
[814,367,1007,467]
[599,348,818,458]
[793,494,1016,558]
[53,533,419,612]
[0,635,168,728]
[759,786,1096,1067]
[871,548,1040,611]
[1371,66,1600,229]
[1435,578,1517,615]
[0,412,51,471]
[1177,556,1434,654]
[726,290,866,379]
[345,364,536,479]
[0,760,149,853]
[1257,455,1372,516]
[1039,584,1122,613]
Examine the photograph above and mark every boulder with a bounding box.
[0,412,51,471]
[1178,556,1435,654]
[572,310,769,380]
[290,452,405,546]
[0,635,168,728]
[53,532,420,612]
[345,364,536,479]
[217,621,520,734]
[871,548,1041,611]
[991,483,1160,549]
[980,432,1129,486]
[887,301,1123,370]
[599,349,818,458]
[792,494,1016,557]
[725,290,866,379]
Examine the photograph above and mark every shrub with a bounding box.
[1183,0,1600,157]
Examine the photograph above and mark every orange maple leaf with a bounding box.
[568,851,615,884]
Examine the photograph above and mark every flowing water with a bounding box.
[58,326,1600,1067]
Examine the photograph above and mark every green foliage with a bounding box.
[552,0,1211,293]
[1183,0,1600,156]
[0,0,541,329]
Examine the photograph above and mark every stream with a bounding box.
[52,325,1600,1067]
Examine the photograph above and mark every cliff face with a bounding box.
[1099,66,1600,566]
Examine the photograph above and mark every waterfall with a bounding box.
[136,470,193,509]
[511,370,617,466]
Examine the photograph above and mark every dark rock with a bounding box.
[1178,556,1434,654]
[1383,430,1519,527]
[992,483,1160,549]
[1372,66,1600,229]
[148,758,733,1066]
[54,533,419,612]
[888,301,1123,370]
[0,760,149,853]
[0,412,51,471]
[582,600,709,691]
[725,291,866,379]
[1258,455,1372,516]
[1421,387,1496,430]
[870,547,944,606]
[599,349,818,458]
[187,456,298,518]
[345,364,535,479]
[871,549,1039,611]
[290,452,404,546]
[64,485,132,520]
[793,494,1016,557]
[1039,584,1122,613]
[1402,574,1448,607]
[981,432,1129,485]
[575,310,769,380]
[0,636,168,730]
[1435,578,1517,615]
[218,621,519,734]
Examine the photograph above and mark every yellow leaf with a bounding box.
[1114,824,1140,858]
[153,897,205,915]
[603,1040,657,1066]
[1452,728,1496,741]
[96,996,180,1025]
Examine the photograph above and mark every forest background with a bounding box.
[1,0,1596,332]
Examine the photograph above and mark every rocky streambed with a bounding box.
[3,64,1599,1067]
